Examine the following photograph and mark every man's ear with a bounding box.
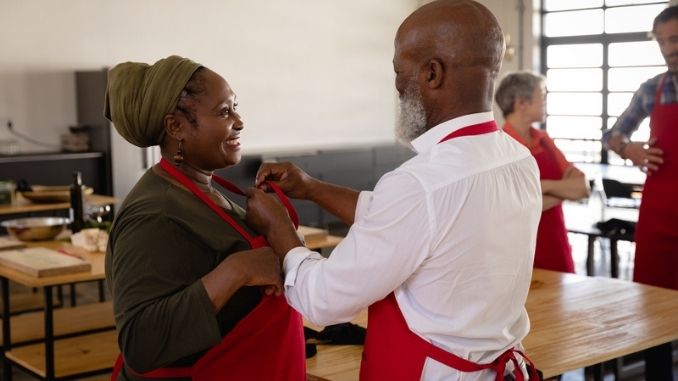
[422,58,444,89]
[163,113,184,140]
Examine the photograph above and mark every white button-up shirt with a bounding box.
[283,112,541,380]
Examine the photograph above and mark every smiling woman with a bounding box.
[103,55,305,381]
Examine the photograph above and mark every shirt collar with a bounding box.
[411,111,495,154]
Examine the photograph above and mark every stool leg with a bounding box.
[586,235,595,276]
[610,238,619,278]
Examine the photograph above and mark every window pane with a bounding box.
[608,93,634,116]
[547,68,602,91]
[545,10,604,37]
[545,0,603,11]
[605,4,667,33]
[609,41,664,67]
[547,44,603,68]
[608,66,666,91]
[547,116,602,139]
[547,93,602,115]
[554,139,602,163]
[606,0,667,6]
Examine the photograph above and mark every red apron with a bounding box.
[359,121,540,381]
[111,158,306,381]
[531,141,574,273]
[633,74,678,290]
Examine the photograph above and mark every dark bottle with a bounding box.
[70,171,85,233]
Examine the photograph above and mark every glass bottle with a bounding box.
[70,171,85,233]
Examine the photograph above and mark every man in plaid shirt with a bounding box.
[602,5,677,381]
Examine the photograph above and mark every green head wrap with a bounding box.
[104,55,202,147]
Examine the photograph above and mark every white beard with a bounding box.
[395,83,428,144]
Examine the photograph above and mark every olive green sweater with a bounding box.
[106,169,261,380]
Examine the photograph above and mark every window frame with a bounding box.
[539,1,667,164]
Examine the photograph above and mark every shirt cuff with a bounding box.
[283,246,316,287]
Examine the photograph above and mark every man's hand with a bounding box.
[256,162,318,200]
[245,187,304,258]
[621,138,664,174]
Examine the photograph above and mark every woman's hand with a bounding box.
[255,162,318,200]
[202,247,283,311]
[225,247,283,294]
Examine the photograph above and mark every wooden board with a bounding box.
[0,236,26,251]
[0,247,91,277]
[298,226,329,242]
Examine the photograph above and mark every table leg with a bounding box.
[98,279,105,302]
[2,277,13,381]
[586,235,595,276]
[610,238,619,279]
[44,286,55,381]
[70,283,77,306]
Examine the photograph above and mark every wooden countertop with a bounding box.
[0,194,118,216]
[306,269,678,380]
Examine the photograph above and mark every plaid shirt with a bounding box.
[602,71,678,146]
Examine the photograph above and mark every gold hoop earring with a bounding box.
[174,140,184,166]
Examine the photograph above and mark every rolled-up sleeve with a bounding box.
[282,171,432,326]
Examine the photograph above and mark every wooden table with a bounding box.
[306,269,678,380]
[0,194,119,216]
[0,240,115,381]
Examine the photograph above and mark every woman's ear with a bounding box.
[515,97,528,111]
[163,113,184,141]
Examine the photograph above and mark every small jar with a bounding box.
[0,180,16,206]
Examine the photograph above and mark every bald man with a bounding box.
[246,1,542,379]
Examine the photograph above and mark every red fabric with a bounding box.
[111,159,306,380]
[438,120,498,143]
[634,74,678,290]
[359,294,539,381]
[503,124,574,273]
[503,124,570,173]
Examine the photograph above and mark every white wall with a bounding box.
[0,0,416,153]
[0,0,534,154]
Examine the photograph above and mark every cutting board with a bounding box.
[0,247,91,277]
[0,236,26,251]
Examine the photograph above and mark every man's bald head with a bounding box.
[397,0,504,72]
[393,0,504,134]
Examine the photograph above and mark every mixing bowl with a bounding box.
[1,217,70,241]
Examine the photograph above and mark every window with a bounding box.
[541,0,668,164]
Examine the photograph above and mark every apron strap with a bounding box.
[211,175,299,229]
[159,158,300,246]
[654,73,668,105]
[427,345,538,381]
[438,121,498,144]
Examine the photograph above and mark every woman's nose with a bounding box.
[233,112,244,130]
